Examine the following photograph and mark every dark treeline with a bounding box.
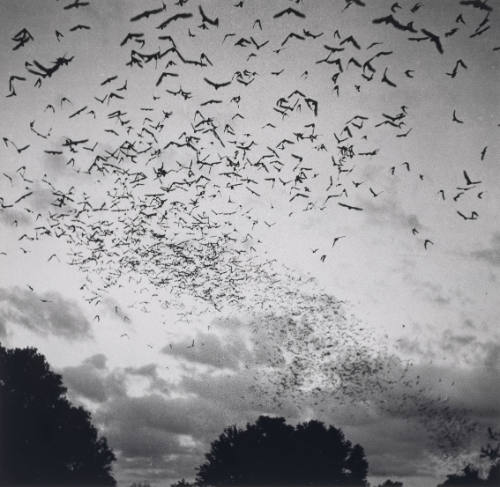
[1,344,498,487]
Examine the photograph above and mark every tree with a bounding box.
[437,427,500,487]
[437,464,484,487]
[196,415,369,486]
[0,343,116,486]
[170,480,197,487]
[376,481,403,487]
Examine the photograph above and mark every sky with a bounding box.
[0,0,499,486]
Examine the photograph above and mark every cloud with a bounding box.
[348,417,434,478]
[84,353,107,369]
[0,207,32,227]
[62,364,109,403]
[483,343,500,370]
[99,296,131,323]
[62,360,126,403]
[94,368,303,485]
[117,450,202,485]
[124,363,170,393]
[0,287,92,340]
[106,422,187,458]
[88,323,305,484]
[362,196,422,231]
[99,392,240,441]
[94,392,228,482]
[472,232,500,266]
[0,319,6,338]
[164,331,253,370]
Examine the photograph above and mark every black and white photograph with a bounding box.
[0,1,499,486]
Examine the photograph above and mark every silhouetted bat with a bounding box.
[273,7,306,19]
[155,71,178,86]
[130,3,166,22]
[381,68,397,87]
[200,99,223,106]
[419,28,443,53]
[64,0,89,9]
[101,75,117,86]
[199,6,219,27]
[203,77,232,90]
[338,202,363,211]
[69,24,91,31]
[69,106,88,118]
[372,14,417,33]
[12,28,34,50]
[340,35,361,49]
[120,33,144,47]
[157,12,193,29]
[281,32,305,47]
[460,0,492,12]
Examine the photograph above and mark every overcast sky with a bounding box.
[0,1,499,486]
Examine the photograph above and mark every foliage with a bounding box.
[196,415,368,486]
[170,480,197,487]
[0,343,116,486]
[437,427,500,487]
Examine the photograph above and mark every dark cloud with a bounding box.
[483,343,500,370]
[62,364,109,403]
[0,286,92,340]
[84,353,107,369]
[450,367,500,420]
[106,423,187,458]
[94,392,230,483]
[99,393,238,441]
[117,450,202,485]
[61,355,126,403]
[348,417,433,478]
[0,207,31,227]
[125,363,158,377]
[363,196,422,232]
[472,232,500,266]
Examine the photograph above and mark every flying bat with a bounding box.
[130,3,166,22]
[203,77,232,90]
[273,7,306,19]
[372,14,417,32]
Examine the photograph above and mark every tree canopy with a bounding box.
[195,415,368,486]
[437,462,500,487]
[375,481,403,487]
[0,343,116,486]
[438,427,500,487]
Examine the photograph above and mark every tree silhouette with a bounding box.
[170,480,196,487]
[437,428,500,487]
[438,461,500,487]
[0,343,116,486]
[196,415,368,486]
[437,464,485,487]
